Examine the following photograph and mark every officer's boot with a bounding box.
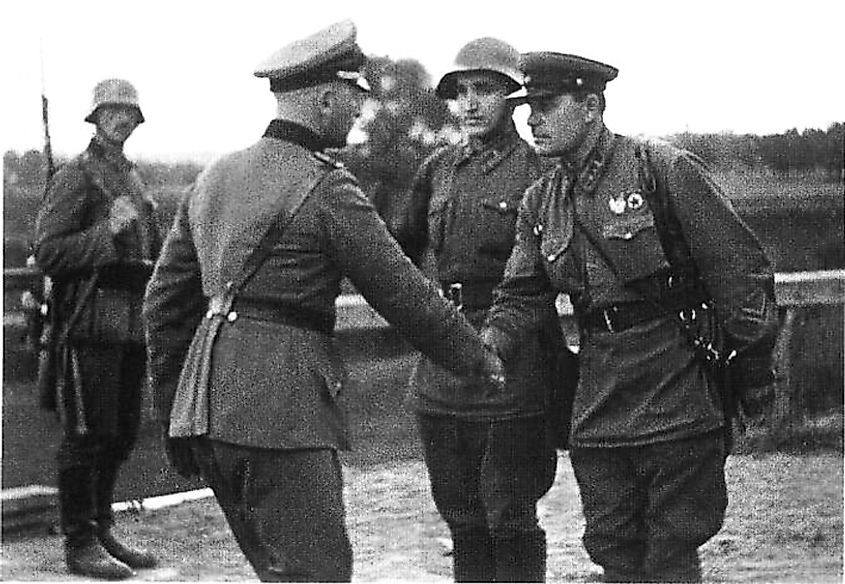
[452,530,496,582]
[493,531,547,582]
[644,541,702,583]
[95,460,158,569]
[60,466,135,580]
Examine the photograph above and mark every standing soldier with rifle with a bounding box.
[34,78,161,580]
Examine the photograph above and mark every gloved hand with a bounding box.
[160,425,201,479]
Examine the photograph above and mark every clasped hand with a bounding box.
[479,347,506,389]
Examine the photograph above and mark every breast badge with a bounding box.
[626,192,644,211]
[609,193,627,214]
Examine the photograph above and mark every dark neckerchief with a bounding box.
[263,119,329,152]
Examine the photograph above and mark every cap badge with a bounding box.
[609,193,627,214]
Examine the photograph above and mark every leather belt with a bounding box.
[579,301,667,334]
[440,281,494,311]
[207,298,333,335]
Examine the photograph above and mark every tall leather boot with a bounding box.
[60,466,135,580]
[452,530,496,583]
[493,531,547,582]
[95,459,158,569]
[644,542,702,583]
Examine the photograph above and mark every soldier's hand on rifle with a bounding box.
[109,195,139,235]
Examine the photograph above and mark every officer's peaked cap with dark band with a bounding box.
[254,20,370,93]
[508,52,618,101]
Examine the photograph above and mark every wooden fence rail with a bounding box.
[4,267,844,440]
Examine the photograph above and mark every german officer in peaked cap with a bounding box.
[484,52,778,582]
[35,78,160,579]
[144,20,503,582]
[392,37,560,582]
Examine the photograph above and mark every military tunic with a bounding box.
[392,122,560,418]
[486,123,777,580]
[392,121,561,581]
[144,121,498,581]
[35,136,161,542]
[487,125,777,448]
[36,136,160,438]
[145,121,494,450]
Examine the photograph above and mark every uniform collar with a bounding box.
[458,120,521,170]
[561,124,616,198]
[89,136,133,172]
[263,119,329,152]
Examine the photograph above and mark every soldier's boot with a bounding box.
[98,529,158,569]
[66,532,135,580]
[60,467,134,580]
[493,531,547,582]
[95,460,158,569]
[452,530,496,582]
[644,542,702,583]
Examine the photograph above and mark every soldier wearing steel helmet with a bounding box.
[484,52,778,582]
[391,37,561,582]
[34,78,160,580]
[143,21,504,582]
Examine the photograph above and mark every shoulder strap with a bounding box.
[634,143,698,282]
[227,164,333,296]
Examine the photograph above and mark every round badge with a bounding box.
[609,194,627,214]
[627,192,644,210]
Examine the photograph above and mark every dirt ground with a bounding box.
[1,450,841,582]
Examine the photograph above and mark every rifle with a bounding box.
[32,44,60,413]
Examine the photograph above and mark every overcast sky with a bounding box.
[2,0,843,162]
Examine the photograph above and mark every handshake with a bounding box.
[476,327,508,389]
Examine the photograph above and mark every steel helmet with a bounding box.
[84,78,145,124]
[435,37,522,99]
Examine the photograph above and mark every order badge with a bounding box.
[609,193,627,214]
[626,192,645,210]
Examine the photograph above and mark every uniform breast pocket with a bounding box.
[479,197,520,259]
[601,211,669,282]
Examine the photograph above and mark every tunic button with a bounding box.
[206,310,214,319]
[498,201,507,210]
[547,254,556,262]
[227,311,238,322]
[623,232,633,240]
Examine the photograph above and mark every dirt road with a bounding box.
[2,451,841,582]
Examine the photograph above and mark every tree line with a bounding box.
[5,54,843,223]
